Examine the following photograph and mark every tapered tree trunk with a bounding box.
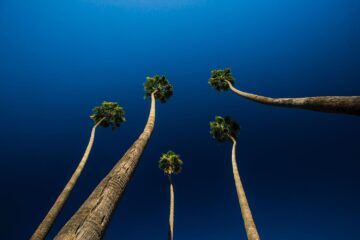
[229,136,260,240]
[225,80,360,116]
[167,175,174,240]
[54,92,157,240]
[31,118,105,240]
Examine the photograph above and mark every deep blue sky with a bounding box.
[1,0,360,239]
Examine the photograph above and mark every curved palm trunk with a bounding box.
[31,118,105,240]
[229,136,260,240]
[167,175,174,240]
[225,80,360,116]
[54,92,157,240]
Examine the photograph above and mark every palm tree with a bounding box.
[159,151,183,240]
[54,75,173,240]
[210,116,260,240]
[209,68,360,116]
[31,102,125,240]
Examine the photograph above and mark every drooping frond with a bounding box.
[159,150,183,175]
[144,75,173,103]
[208,68,235,91]
[90,101,126,129]
[209,115,240,143]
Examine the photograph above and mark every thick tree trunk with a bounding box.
[31,118,105,240]
[225,80,360,116]
[229,136,260,240]
[167,175,174,240]
[54,92,157,240]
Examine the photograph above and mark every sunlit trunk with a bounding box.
[31,118,105,240]
[167,175,174,240]
[226,80,360,116]
[229,136,260,240]
[54,92,157,240]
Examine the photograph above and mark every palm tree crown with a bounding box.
[159,151,183,175]
[90,101,126,129]
[210,116,240,143]
[208,68,235,91]
[144,75,173,103]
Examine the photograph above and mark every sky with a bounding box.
[0,0,360,239]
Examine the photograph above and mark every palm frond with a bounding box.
[209,115,240,143]
[90,101,126,129]
[159,150,183,175]
[208,68,235,91]
[144,75,173,103]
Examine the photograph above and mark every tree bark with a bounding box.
[31,118,105,240]
[54,92,157,240]
[167,175,174,240]
[229,136,260,240]
[225,80,360,116]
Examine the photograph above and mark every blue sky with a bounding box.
[0,1,359,239]
[89,0,201,8]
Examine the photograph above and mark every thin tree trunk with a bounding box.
[229,136,260,240]
[54,92,157,240]
[167,175,174,240]
[225,80,360,116]
[31,117,105,240]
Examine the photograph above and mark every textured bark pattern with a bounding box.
[230,136,260,240]
[31,118,104,240]
[54,93,157,240]
[168,176,174,240]
[226,81,360,116]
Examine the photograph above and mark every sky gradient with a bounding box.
[0,0,360,239]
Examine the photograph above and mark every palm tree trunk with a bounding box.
[167,175,174,240]
[54,92,157,240]
[31,117,105,240]
[229,136,260,240]
[225,80,360,116]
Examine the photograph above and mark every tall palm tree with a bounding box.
[209,68,360,116]
[210,116,260,240]
[31,102,125,240]
[159,151,183,240]
[54,75,173,240]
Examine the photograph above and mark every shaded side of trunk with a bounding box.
[31,118,104,240]
[167,175,174,240]
[229,136,260,240]
[226,80,360,116]
[54,93,157,240]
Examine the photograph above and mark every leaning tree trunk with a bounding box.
[31,118,105,240]
[167,175,175,240]
[225,80,360,116]
[229,136,260,240]
[54,92,157,240]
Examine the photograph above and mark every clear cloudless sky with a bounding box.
[0,0,359,239]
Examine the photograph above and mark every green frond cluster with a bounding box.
[90,101,126,129]
[159,150,183,175]
[208,68,235,91]
[144,75,173,103]
[209,116,240,143]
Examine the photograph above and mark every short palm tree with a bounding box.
[210,116,260,240]
[54,75,173,240]
[209,68,360,116]
[159,151,183,240]
[31,101,125,240]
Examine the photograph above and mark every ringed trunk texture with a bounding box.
[31,118,105,240]
[225,80,360,116]
[54,92,157,240]
[230,136,260,240]
[168,176,174,240]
